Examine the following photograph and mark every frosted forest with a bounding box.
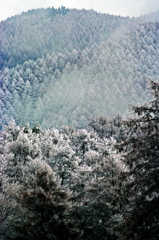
[0,7,159,240]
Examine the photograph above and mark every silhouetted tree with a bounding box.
[111,79,159,240]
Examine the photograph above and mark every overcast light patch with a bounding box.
[0,0,159,22]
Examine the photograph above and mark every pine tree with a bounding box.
[61,126,123,240]
[3,159,81,240]
[0,122,81,240]
[111,79,159,240]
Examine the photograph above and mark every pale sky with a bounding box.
[0,0,159,22]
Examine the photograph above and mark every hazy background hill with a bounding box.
[0,7,159,129]
[0,7,129,69]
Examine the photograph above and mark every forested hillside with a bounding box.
[0,7,127,69]
[0,79,159,239]
[0,6,159,240]
[0,7,159,129]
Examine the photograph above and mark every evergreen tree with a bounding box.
[111,79,159,240]
[3,160,81,240]
[60,126,123,240]
[0,122,81,240]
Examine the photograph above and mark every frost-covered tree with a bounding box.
[1,159,81,240]
[60,126,124,240]
[0,121,81,240]
[111,79,159,240]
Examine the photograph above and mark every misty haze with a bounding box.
[0,5,159,240]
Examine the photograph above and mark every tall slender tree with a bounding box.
[111,79,159,240]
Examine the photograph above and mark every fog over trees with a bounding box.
[0,6,159,240]
[1,7,159,129]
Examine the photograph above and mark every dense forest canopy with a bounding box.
[0,79,159,239]
[0,7,159,239]
[0,7,128,69]
[0,7,159,129]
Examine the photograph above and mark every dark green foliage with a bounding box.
[111,79,159,239]
[32,122,43,134]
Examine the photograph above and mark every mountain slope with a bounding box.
[0,8,159,129]
[0,7,128,70]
